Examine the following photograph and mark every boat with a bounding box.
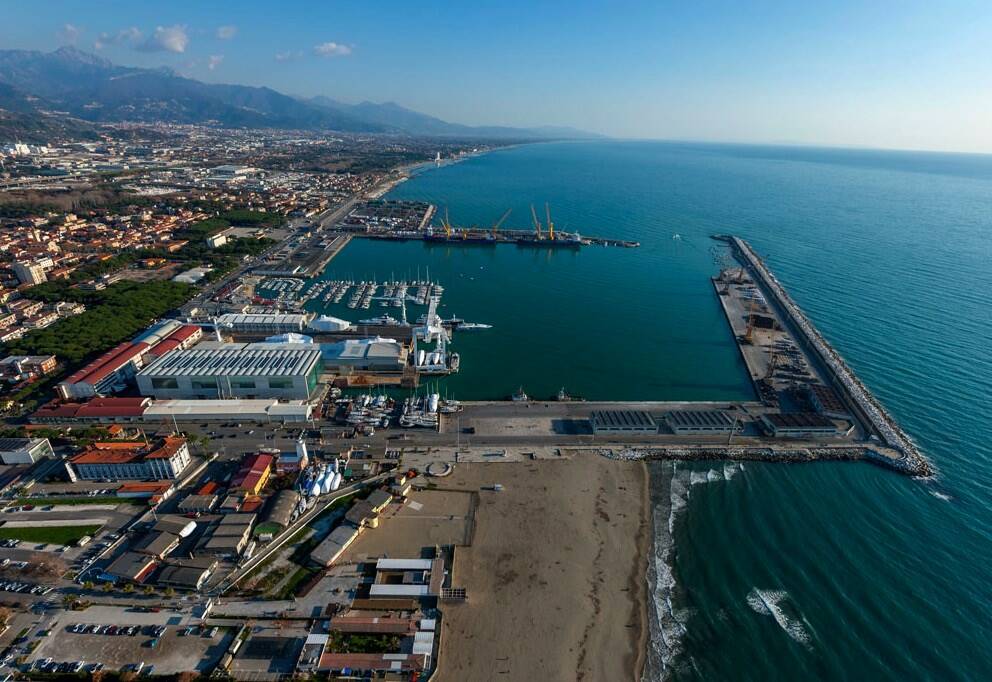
[511,386,529,402]
[557,387,572,401]
[358,314,405,326]
[457,322,492,330]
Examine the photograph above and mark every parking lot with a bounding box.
[28,610,234,676]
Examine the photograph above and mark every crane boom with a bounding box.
[443,207,452,238]
[491,208,512,238]
[545,203,555,241]
[530,204,543,239]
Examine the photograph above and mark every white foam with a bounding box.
[930,491,952,502]
[746,588,813,649]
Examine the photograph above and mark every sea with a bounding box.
[320,140,992,680]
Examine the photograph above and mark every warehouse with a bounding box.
[231,453,274,495]
[321,337,406,372]
[310,525,361,567]
[806,383,849,419]
[590,410,657,434]
[761,413,839,438]
[136,345,322,400]
[142,398,312,423]
[663,410,737,435]
[0,437,53,465]
[215,313,309,335]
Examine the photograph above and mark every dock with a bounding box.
[712,235,933,475]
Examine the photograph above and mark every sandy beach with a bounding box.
[432,453,650,682]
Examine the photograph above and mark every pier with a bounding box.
[712,235,933,475]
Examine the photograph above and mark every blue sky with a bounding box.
[3,1,991,152]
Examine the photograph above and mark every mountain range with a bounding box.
[0,46,598,140]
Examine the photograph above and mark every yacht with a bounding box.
[457,322,492,330]
[359,314,405,326]
[511,386,529,402]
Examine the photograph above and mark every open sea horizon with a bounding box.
[328,139,991,680]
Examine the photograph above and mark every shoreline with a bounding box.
[632,460,651,680]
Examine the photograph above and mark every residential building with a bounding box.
[69,436,191,481]
[0,437,54,464]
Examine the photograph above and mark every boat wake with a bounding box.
[644,462,745,680]
[746,588,814,649]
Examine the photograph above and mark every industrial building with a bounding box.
[310,525,361,567]
[58,341,150,399]
[231,453,273,495]
[321,337,406,372]
[136,344,322,400]
[69,436,191,481]
[761,413,840,438]
[807,383,849,419]
[215,313,309,335]
[663,410,737,435]
[143,399,312,423]
[0,437,53,465]
[590,410,658,434]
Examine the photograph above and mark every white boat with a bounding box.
[512,386,529,401]
[329,472,342,492]
[359,314,405,326]
[457,322,492,330]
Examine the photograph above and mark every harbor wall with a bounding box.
[723,236,934,476]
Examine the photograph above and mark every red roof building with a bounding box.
[57,341,150,400]
[69,436,191,481]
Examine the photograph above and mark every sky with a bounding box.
[2,0,992,153]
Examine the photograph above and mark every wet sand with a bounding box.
[433,454,650,682]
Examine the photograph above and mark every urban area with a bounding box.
[0,119,930,681]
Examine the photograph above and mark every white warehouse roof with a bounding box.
[138,346,321,378]
[376,558,433,571]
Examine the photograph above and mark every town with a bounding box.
[0,122,931,680]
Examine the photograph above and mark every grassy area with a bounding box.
[326,632,402,654]
[276,564,318,600]
[0,524,102,545]
[15,496,139,506]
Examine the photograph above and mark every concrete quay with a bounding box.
[718,235,934,476]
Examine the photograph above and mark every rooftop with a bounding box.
[138,346,322,378]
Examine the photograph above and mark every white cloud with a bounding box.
[138,25,189,53]
[59,23,83,45]
[313,42,352,57]
[94,26,142,50]
[275,50,303,62]
[216,25,237,40]
[208,55,224,71]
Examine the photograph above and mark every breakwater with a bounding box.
[599,444,926,474]
[715,235,935,477]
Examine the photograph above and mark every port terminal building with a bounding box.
[760,412,840,438]
[136,344,322,400]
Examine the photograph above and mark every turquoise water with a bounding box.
[340,141,992,679]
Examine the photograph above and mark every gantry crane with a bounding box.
[545,203,556,241]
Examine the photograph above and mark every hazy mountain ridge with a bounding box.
[0,47,599,140]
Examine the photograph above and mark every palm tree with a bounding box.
[102,582,114,593]
[122,583,135,594]
[82,580,94,590]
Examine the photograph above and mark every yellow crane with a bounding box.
[442,207,452,238]
[545,203,556,241]
[530,204,543,239]
[491,208,512,239]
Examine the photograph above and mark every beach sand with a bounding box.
[433,453,649,682]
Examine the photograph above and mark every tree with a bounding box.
[102,582,114,593]
[164,586,175,598]
[122,582,134,593]
[143,585,154,595]
[83,581,94,590]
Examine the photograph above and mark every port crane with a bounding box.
[491,208,512,239]
[546,203,556,241]
[530,204,544,240]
